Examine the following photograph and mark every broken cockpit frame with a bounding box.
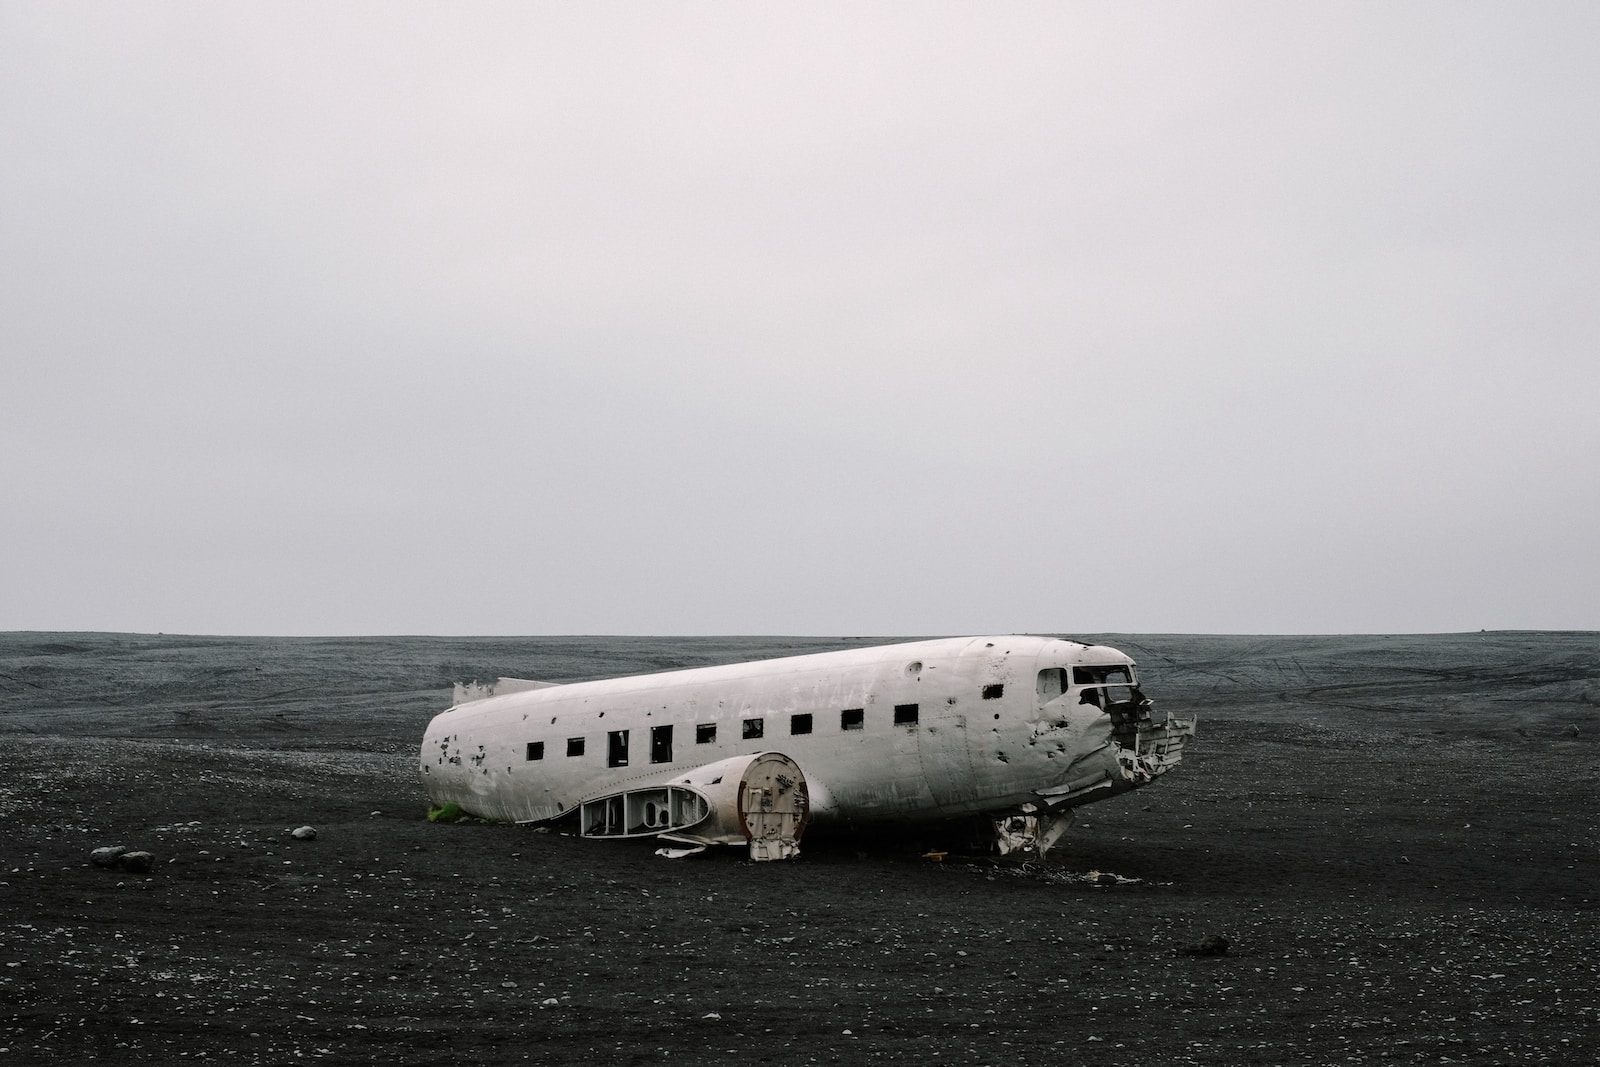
[992,664,1196,859]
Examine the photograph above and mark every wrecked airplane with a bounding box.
[418,636,1195,861]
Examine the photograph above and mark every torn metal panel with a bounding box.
[579,786,709,838]
[654,845,707,859]
[993,808,1076,859]
[452,677,563,704]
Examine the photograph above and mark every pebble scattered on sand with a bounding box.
[90,846,156,873]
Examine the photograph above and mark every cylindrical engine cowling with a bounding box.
[672,751,809,858]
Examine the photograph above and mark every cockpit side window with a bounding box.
[1036,668,1067,702]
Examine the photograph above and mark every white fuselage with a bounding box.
[419,635,1191,828]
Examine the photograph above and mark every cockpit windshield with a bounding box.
[1036,663,1140,707]
[1074,664,1133,687]
[1074,664,1137,706]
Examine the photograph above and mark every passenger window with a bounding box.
[894,703,919,725]
[526,741,544,761]
[566,737,585,757]
[607,730,628,767]
[982,684,1004,699]
[841,708,864,731]
[742,718,764,740]
[790,713,813,735]
[696,723,716,744]
[650,724,672,764]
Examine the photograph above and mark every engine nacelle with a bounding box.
[578,751,809,861]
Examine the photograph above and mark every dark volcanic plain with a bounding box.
[2,632,1597,1065]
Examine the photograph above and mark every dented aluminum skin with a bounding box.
[419,635,1194,859]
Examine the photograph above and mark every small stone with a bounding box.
[91,846,128,869]
[290,826,316,841]
[1178,934,1231,957]
[118,852,156,874]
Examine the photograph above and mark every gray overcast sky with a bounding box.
[4,3,1598,636]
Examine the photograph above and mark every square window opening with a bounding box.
[893,703,919,725]
[566,737,586,758]
[696,723,716,744]
[790,713,813,735]
[742,718,764,740]
[840,708,865,731]
[526,741,544,761]
[982,684,1004,700]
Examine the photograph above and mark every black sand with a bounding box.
[2,632,1596,1064]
